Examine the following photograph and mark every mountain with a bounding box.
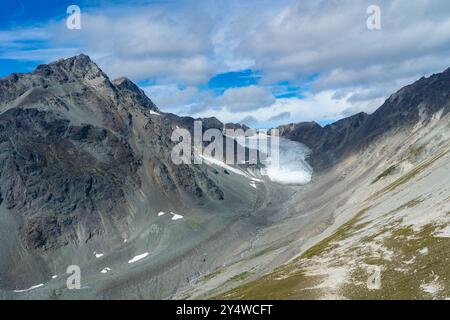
[276,68,450,169]
[0,55,449,300]
[208,69,450,300]
[0,55,253,296]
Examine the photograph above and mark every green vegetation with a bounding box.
[249,239,294,260]
[393,197,425,211]
[214,202,450,300]
[301,207,371,259]
[372,165,398,184]
[49,288,62,300]
[214,267,325,300]
[342,224,450,299]
[213,207,371,299]
[229,271,253,282]
[202,268,223,282]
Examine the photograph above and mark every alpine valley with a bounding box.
[0,55,449,299]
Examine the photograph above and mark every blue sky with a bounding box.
[2,0,450,128]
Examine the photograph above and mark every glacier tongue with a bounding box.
[235,133,313,185]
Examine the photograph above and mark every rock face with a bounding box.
[0,54,228,286]
[0,108,140,250]
[112,76,157,111]
[277,68,450,169]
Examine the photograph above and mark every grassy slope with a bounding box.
[213,127,450,300]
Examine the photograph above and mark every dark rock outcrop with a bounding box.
[112,77,158,111]
[0,54,226,255]
[0,108,140,250]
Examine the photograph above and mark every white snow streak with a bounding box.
[128,252,149,264]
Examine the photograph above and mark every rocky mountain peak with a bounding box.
[34,54,106,81]
[0,54,228,273]
[112,76,158,111]
[112,76,133,87]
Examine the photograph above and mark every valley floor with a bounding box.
[186,113,450,300]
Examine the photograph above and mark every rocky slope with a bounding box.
[0,56,449,300]
[0,55,254,295]
[192,69,450,300]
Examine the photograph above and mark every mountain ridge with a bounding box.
[1,54,449,300]
[276,67,450,169]
[0,54,241,291]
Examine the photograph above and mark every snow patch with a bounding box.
[199,154,249,178]
[304,266,349,291]
[420,276,442,296]
[128,252,149,264]
[101,267,111,274]
[13,283,44,293]
[403,257,416,265]
[158,211,166,217]
[170,212,183,220]
[436,224,450,238]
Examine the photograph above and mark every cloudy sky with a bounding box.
[1,0,450,127]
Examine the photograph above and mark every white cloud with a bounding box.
[272,91,352,124]
[191,90,352,128]
[235,0,450,86]
[0,48,81,61]
[0,28,50,44]
[0,26,79,63]
[56,9,215,84]
[225,0,450,115]
[219,85,275,112]
[146,84,276,116]
[142,85,204,114]
[3,0,450,124]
